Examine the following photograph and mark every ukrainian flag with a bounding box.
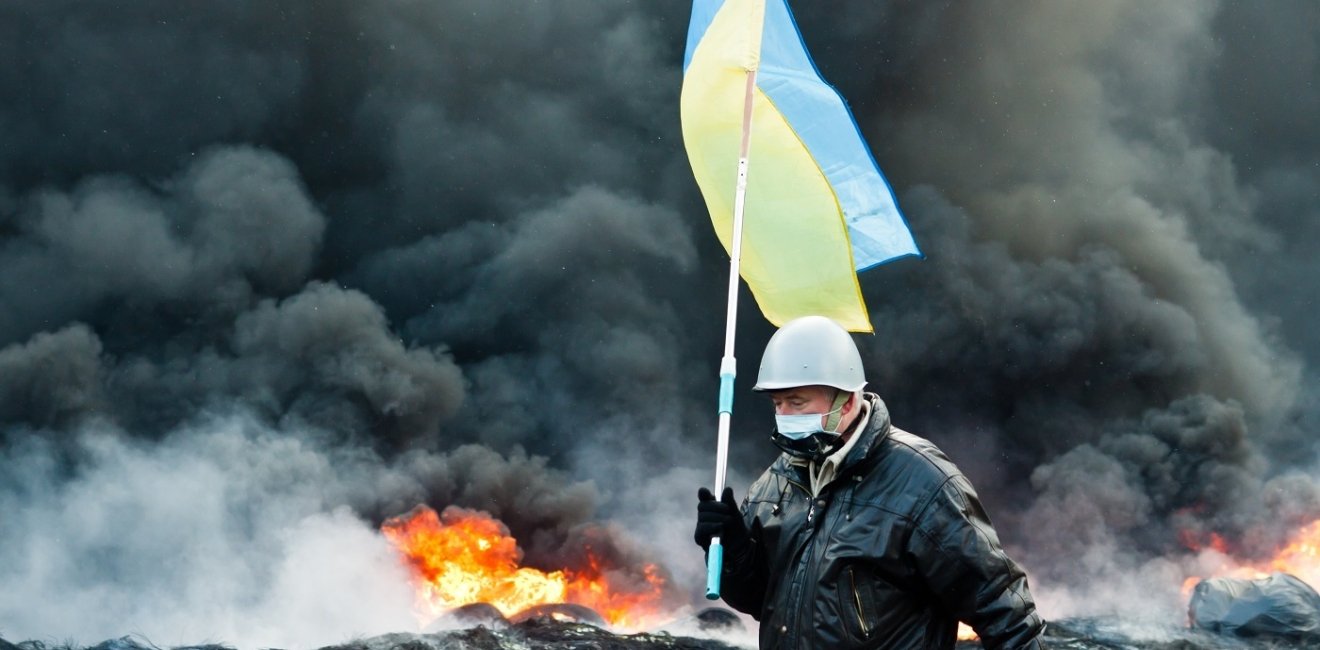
[681,0,920,332]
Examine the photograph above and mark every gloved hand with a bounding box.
[694,486,749,552]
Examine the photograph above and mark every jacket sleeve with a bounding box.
[712,500,769,617]
[908,474,1047,649]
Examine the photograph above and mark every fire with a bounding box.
[1259,519,1320,586]
[1183,519,1320,598]
[381,504,669,630]
[957,622,978,641]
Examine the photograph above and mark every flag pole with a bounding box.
[707,67,757,601]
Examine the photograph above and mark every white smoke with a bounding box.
[0,414,422,648]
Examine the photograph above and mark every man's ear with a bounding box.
[843,390,858,413]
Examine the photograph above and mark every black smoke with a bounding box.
[2,0,1318,645]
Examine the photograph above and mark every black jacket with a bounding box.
[719,394,1045,649]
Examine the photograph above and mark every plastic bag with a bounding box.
[1189,572,1320,637]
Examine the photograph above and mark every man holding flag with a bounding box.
[693,315,1046,648]
[680,0,1046,646]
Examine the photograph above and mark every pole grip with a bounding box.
[718,370,736,415]
[705,537,724,599]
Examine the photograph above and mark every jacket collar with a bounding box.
[836,392,892,473]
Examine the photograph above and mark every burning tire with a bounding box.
[694,607,744,632]
[510,603,608,627]
[424,602,509,632]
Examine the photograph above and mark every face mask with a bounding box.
[773,398,846,439]
[773,412,832,440]
[770,392,853,462]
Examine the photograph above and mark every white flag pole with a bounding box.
[707,67,757,600]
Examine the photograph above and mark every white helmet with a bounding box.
[753,316,866,392]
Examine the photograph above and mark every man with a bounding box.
[695,315,1046,649]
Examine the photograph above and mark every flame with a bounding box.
[957,622,978,641]
[381,504,668,630]
[1183,519,1320,598]
[1258,519,1320,585]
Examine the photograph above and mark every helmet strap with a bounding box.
[823,390,851,432]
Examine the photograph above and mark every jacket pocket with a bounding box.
[841,565,878,643]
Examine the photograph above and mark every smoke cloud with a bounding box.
[2,0,1319,644]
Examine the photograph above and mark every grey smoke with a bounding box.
[831,0,1320,621]
[0,324,103,428]
[2,0,1319,644]
[0,146,324,346]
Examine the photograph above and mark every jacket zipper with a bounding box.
[798,491,829,647]
[777,471,812,645]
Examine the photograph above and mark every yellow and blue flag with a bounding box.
[681,0,920,332]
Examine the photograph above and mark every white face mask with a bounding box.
[773,404,843,440]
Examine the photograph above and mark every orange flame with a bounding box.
[957,622,978,641]
[1258,519,1320,586]
[1183,519,1320,598]
[381,505,668,630]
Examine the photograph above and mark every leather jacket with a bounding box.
[718,394,1045,649]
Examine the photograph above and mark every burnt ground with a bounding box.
[5,616,1320,650]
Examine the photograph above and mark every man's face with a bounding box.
[770,385,861,441]
[769,385,836,419]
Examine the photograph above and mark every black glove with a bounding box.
[694,486,749,552]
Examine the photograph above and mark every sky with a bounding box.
[1,1,1319,647]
